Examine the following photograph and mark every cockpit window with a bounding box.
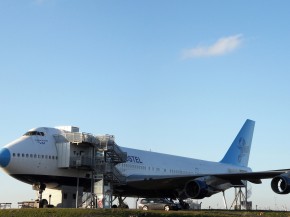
[23,131,45,136]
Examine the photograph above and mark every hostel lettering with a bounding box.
[127,156,143,164]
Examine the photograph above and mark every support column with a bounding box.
[94,179,112,208]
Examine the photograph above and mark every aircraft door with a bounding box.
[33,129,49,170]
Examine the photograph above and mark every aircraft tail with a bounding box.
[220,119,255,167]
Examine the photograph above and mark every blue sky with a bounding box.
[1,0,290,209]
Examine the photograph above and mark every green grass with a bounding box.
[0,209,289,217]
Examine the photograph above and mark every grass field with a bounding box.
[0,209,289,217]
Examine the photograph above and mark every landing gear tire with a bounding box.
[142,205,148,210]
[164,205,170,211]
[39,199,48,208]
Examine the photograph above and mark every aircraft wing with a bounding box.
[214,169,290,184]
[125,169,290,190]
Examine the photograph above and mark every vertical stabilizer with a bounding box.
[220,119,255,167]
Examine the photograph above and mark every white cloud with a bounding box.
[182,34,243,59]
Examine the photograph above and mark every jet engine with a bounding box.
[182,180,210,199]
[271,175,290,194]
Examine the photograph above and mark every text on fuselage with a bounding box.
[127,156,143,164]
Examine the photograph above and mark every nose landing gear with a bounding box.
[33,183,47,208]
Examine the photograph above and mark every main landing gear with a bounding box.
[178,199,190,210]
[112,196,129,208]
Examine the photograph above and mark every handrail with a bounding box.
[54,133,98,144]
[54,132,127,185]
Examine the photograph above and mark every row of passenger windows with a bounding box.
[119,163,194,175]
[12,153,57,160]
[12,153,194,174]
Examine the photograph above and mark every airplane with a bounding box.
[0,119,290,208]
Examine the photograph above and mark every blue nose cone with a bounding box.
[0,148,11,167]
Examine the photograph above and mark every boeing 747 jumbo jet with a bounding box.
[0,119,290,208]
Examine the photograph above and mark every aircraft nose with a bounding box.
[0,148,11,167]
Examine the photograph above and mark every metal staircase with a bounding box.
[95,161,126,185]
[54,129,127,208]
[95,135,127,185]
[54,133,127,184]
[80,192,96,208]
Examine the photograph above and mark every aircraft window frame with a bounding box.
[23,131,45,136]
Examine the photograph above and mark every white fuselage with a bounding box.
[118,147,249,178]
[0,126,251,195]
[0,127,92,189]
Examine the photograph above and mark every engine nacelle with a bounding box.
[182,180,210,199]
[271,175,290,194]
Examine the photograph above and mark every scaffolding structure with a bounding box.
[53,128,127,208]
[229,184,252,210]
